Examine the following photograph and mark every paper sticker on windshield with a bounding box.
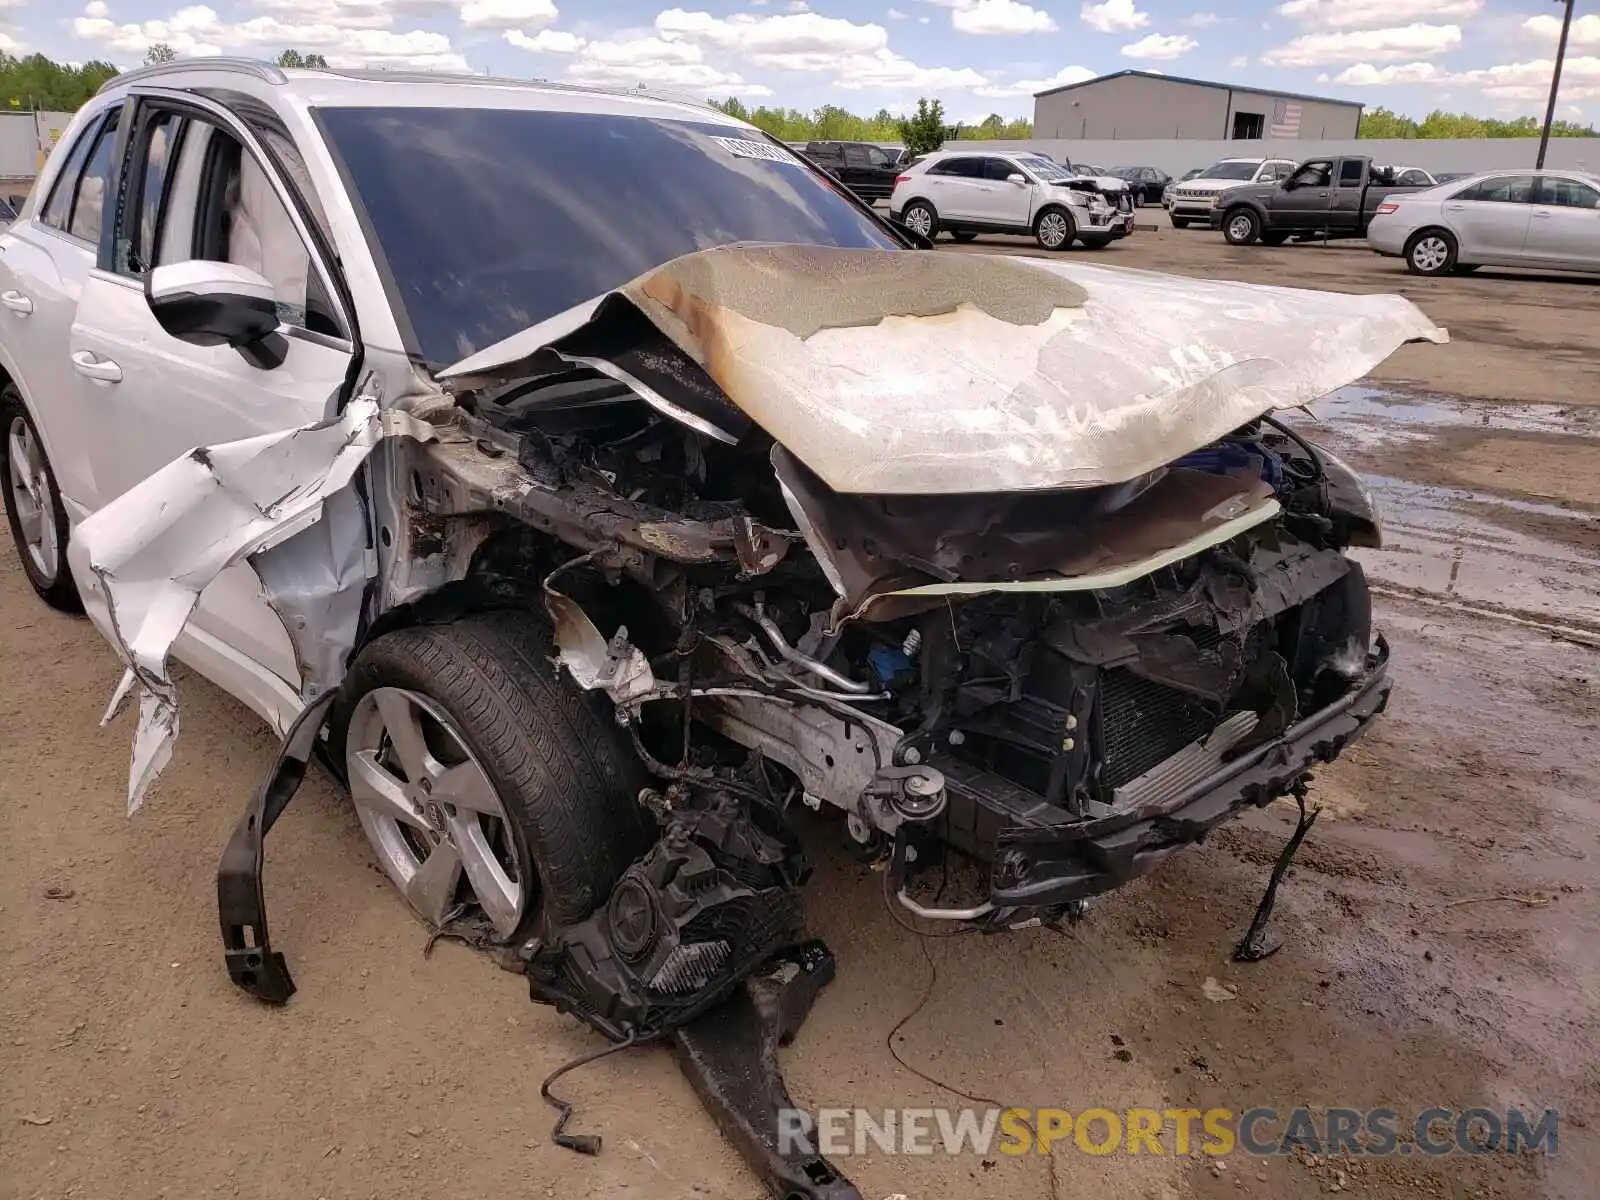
[711,136,801,165]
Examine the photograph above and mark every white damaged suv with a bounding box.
[890,149,1134,249]
[2,61,1440,1038]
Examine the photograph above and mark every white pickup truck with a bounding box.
[1168,157,1299,228]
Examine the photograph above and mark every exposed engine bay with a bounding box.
[373,246,1434,1025]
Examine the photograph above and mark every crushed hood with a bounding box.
[442,244,1445,496]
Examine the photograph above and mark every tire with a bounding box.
[1405,228,1457,276]
[1223,207,1262,246]
[338,612,654,941]
[1169,215,1190,229]
[1034,206,1075,251]
[1260,231,1289,247]
[1077,235,1114,250]
[1,383,82,613]
[949,231,979,243]
[900,200,937,239]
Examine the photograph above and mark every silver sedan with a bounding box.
[1366,170,1600,276]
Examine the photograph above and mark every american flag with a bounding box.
[1270,98,1303,138]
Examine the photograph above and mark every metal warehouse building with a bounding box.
[1033,70,1363,142]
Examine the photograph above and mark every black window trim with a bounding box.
[114,106,191,278]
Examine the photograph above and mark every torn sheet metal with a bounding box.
[67,399,385,814]
[439,244,1446,497]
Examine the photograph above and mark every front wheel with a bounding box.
[1223,207,1262,246]
[338,612,654,942]
[900,200,937,240]
[1,385,82,613]
[1405,229,1457,276]
[1034,207,1075,251]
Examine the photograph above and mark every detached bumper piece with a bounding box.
[217,690,340,1004]
[673,942,862,1200]
[526,789,861,1198]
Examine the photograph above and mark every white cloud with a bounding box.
[1264,23,1461,66]
[504,27,582,53]
[71,3,468,68]
[459,0,556,31]
[253,0,455,27]
[654,8,887,70]
[786,0,809,10]
[830,47,987,89]
[84,0,108,15]
[1277,0,1481,27]
[975,62,1094,96]
[1121,32,1196,60]
[1080,0,1146,35]
[1331,60,1440,85]
[1228,53,1247,67]
[951,0,1056,37]
[1448,55,1600,103]
[562,35,773,95]
[1185,11,1222,26]
[1525,14,1600,52]
[887,5,906,16]
[0,31,23,53]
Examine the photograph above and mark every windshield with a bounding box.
[1020,155,1076,183]
[1203,161,1264,181]
[315,106,901,367]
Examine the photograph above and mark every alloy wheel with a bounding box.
[5,415,60,583]
[1228,213,1255,243]
[1412,235,1449,273]
[1038,211,1070,248]
[345,687,528,938]
[904,206,933,236]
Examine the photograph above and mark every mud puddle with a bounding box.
[1285,387,1600,643]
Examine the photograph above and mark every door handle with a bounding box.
[1446,204,1464,212]
[70,349,123,384]
[0,289,31,315]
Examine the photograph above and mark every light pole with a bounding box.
[1536,0,1577,169]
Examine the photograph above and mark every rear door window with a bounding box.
[1339,160,1366,187]
[39,109,119,241]
[929,157,984,178]
[1535,177,1600,209]
[983,159,1021,181]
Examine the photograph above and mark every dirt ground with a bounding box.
[3,228,1599,1200]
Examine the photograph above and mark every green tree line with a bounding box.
[1356,105,1595,138]
[1,53,118,111]
[709,97,1029,145]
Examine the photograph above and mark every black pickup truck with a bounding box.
[1212,155,1436,246]
[799,140,903,202]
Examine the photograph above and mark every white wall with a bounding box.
[0,111,76,181]
[954,136,1600,179]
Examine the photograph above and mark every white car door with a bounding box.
[924,156,986,221]
[973,157,1035,228]
[1447,175,1535,261]
[1523,176,1600,269]
[0,102,125,518]
[64,90,357,706]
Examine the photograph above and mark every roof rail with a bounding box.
[97,57,288,95]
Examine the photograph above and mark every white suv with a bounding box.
[889,149,1133,250]
[1169,157,1298,228]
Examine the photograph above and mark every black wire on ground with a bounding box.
[879,885,1062,1200]
[540,1030,659,1155]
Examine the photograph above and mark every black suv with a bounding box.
[802,140,902,201]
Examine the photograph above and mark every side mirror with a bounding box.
[146,261,287,370]
[1006,173,1028,186]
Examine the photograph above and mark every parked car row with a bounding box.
[1174,152,1600,278]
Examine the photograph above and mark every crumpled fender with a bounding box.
[67,398,387,814]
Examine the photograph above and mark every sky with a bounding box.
[8,0,1600,124]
